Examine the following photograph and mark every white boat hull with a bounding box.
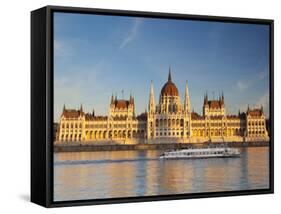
[159,147,241,159]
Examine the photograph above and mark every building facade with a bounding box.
[57,69,269,143]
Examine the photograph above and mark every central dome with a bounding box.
[160,69,179,96]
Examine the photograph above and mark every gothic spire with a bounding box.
[129,93,133,103]
[204,92,208,105]
[148,80,155,115]
[184,80,191,113]
[221,92,224,105]
[111,94,114,104]
[80,104,83,112]
[63,103,66,112]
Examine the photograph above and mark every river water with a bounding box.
[54,147,269,201]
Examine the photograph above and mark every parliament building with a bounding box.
[56,69,269,144]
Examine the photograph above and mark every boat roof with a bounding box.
[166,147,237,153]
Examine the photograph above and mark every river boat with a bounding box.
[159,147,240,159]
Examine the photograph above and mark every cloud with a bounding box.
[54,76,83,122]
[236,91,269,117]
[54,38,89,58]
[54,39,74,58]
[258,70,268,80]
[236,70,268,92]
[237,80,247,91]
[54,60,110,121]
[119,18,143,49]
[54,40,60,51]
[255,91,269,116]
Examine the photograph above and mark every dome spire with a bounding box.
[168,67,172,82]
[160,68,179,97]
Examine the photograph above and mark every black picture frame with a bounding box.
[31,5,274,208]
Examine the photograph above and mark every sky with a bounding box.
[54,12,270,122]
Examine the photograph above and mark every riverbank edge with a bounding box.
[54,141,269,153]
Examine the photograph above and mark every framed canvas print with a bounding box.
[31,5,274,207]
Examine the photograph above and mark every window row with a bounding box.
[61,123,82,129]
[248,121,265,126]
[156,132,185,136]
[248,130,266,135]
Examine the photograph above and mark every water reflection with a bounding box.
[54,147,269,201]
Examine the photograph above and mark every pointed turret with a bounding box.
[148,80,155,115]
[63,103,66,112]
[261,105,264,113]
[204,92,208,105]
[111,94,114,104]
[92,108,95,116]
[79,104,84,116]
[184,80,191,113]
[221,92,225,105]
[129,93,134,104]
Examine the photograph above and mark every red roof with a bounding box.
[161,81,179,96]
[160,70,179,96]
[208,100,221,109]
[114,100,130,109]
[248,109,263,117]
[226,115,239,119]
[62,109,83,118]
[93,116,108,121]
[191,112,204,120]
